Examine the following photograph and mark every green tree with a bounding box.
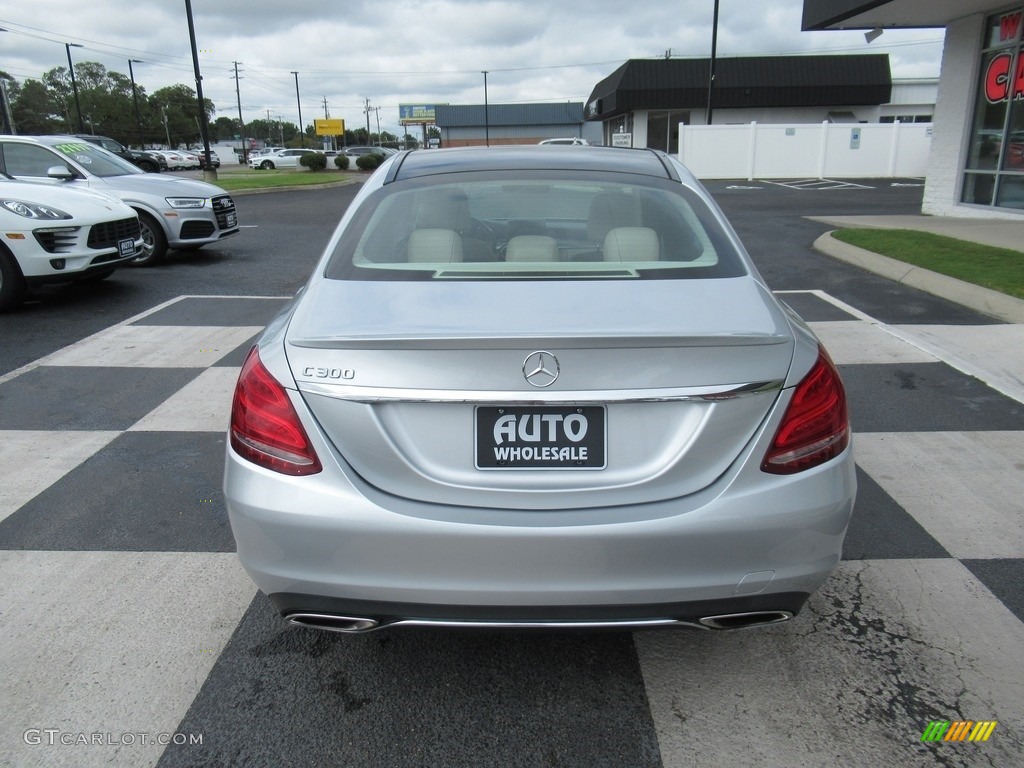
[213,116,240,143]
[11,79,62,134]
[149,84,215,148]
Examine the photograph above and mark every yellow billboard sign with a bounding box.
[315,118,345,136]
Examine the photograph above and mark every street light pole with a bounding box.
[482,71,489,147]
[128,59,144,148]
[184,0,216,179]
[292,71,303,148]
[65,42,84,133]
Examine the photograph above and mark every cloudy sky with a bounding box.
[1,0,945,136]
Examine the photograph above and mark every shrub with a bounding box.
[334,154,350,170]
[299,152,327,171]
[355,154,379,171]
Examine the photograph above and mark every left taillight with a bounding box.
[230,347,322,476]
[761,347,850,475]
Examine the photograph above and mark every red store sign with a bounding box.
[986,11,1024,103]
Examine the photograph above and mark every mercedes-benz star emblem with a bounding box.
[523,351,560,388]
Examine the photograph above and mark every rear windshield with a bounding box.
[324,171,747,280]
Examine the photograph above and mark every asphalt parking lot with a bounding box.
[1,179,1021,767]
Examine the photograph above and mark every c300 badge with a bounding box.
[302,366,355,380]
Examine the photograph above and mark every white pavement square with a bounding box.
[0,551,256,768]
[129,367,241,433]
[43,326,263,369]
[636,559,1024,768]
[809,321,938,365]
[854,431,1024,559]
[0,431,120,523]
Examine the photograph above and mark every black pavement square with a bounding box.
[0,432,233,552]
[776,292,859,322]
[132,297,289,327]
[158,594,662,768]
[842,467,950,560]
[0,366,200,431]
[840,362,1024,433]
[961,559,1024,625]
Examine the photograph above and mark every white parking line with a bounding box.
[762,179,875,190]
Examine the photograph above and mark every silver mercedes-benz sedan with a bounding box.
[224,146,855,634]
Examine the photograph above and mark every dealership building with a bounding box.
[803,0,1024,217]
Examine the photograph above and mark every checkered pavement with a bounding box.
[0,292,1020,768]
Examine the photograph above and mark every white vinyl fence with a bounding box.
[678,121,932,180]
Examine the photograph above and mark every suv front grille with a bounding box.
[33,227,81,254]
[212,195,237,230]
[87,217,141,249]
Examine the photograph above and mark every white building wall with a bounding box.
[923,13,1022,218]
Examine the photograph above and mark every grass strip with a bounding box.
[832,228,1024,300]
[210,171,361,192]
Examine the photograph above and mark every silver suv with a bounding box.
[0,135,239,265]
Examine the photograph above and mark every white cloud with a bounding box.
[0,0,945,136]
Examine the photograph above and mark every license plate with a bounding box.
[118,237,136,257]
[225,212,237,228]
[475,406,606,470]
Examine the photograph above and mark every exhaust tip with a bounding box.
[286,612,380,633]
[698,611,793,630]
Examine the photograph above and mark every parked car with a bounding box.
[150,150,190,170]
[248,148,324,170]
[196,151,221,170]
[0,135,239,265]
[72,134,166,172]
[0,173,142,310]
[341,145,397,159]
[539,137,590,146]
[224,145,856,635]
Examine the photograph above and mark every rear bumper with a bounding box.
[224,441,856,623]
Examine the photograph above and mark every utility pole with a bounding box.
[233,61,248,162]
[373,107,381,145]
[482,71,490,147]
[706,0,720,126]
[162,106,171,147]
[364,98,371,143]
[291,71,303,148]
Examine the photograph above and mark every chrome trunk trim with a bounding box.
[294,379,784,404]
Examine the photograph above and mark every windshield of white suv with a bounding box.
[49,141,143,177]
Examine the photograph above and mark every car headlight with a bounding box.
[165,197,209,209]
[0,199,74,220]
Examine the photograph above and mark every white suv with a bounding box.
[0,135,239,265]
[538,137,590,146]
[0,176,142,310]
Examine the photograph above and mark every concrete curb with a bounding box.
[813,231,1024,324]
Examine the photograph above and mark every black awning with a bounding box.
[584,54,892,120]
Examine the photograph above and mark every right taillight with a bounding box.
[761,348,849,475]
[230,347,322,476]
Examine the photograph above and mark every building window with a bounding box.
[963,7,1024,209]
[646,110,689,154]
